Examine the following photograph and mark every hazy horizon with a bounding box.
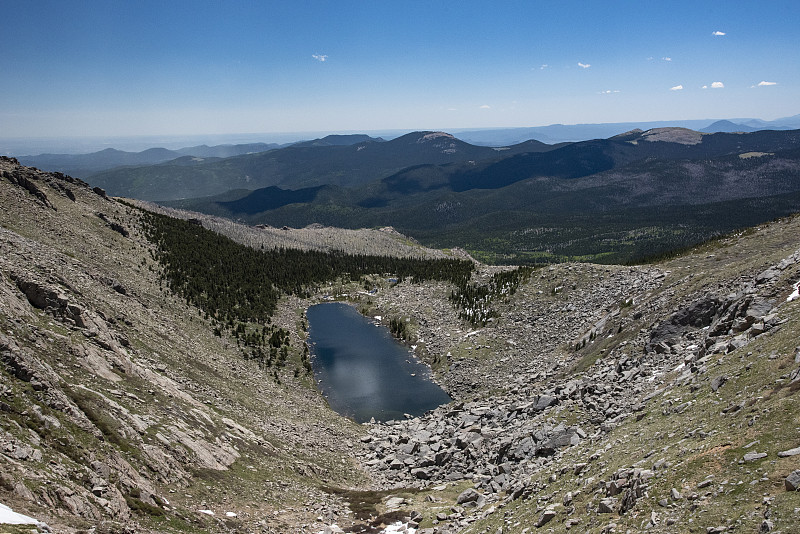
[3,0,799,143]
[3,113,800,156]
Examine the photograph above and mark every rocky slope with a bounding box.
[2,156,799,533]
[344,218,800,533]
[0,157,371,533]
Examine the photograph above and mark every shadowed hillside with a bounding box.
[168,129,800,265]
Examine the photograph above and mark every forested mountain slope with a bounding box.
[86,132,530,201]
[169,129,800,264]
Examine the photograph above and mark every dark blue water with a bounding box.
[306,302,452,423]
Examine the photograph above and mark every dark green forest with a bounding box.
[139,209,474,330]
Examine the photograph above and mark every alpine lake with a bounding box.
[306,302,452,423]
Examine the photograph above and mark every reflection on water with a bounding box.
[306,302,452,422]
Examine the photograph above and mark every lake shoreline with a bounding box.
[306,301,452,423]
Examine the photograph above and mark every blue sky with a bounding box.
[2,0,799,138]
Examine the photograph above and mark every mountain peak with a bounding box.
[416,131,455,142]
[700,120,757,133]
[393,131,457,144]
[294,134,382,147]
[638,127,705,145]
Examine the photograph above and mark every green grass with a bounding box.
[63,385,139,456]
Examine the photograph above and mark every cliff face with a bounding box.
[2,157,800,534]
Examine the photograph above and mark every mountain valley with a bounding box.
[1,155,800,533]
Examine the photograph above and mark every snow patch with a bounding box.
[0,502,45,527]
[382,521,417,533]
[788,281,800,302]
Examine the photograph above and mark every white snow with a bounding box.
[198,509,215,516]
[382,522,416,533]
[0,502,39,525]
[787,282,800,302]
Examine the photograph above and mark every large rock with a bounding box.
[598,497,618,513]
[777,447,800,458]
[647,296,722,352]
[786,470,800,491]
[12,276,65,311]
[711,375,727,392]
[535,508,557,527]
[534,395,557,411]
[537,426,581,456]
[456,488,481,505]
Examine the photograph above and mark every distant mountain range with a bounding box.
[164,127,800,263]
[16,142,283,178]
[13,114,800,175]
[81,132,565,201]
[11,121,800,263]
[452,114,800,145]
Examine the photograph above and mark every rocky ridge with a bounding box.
[129,200,453,260]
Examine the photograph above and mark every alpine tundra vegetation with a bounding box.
[1,154,800,534]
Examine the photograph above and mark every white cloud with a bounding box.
[599,90,620,94]
[578,62,591,69]
[702,85,708,89]
[712,31,726,36]
[540,64,549,70]
[670,85,683,91]
[757,81,777,86]
[312,54,328,62]
[662,57,672,61]
[479,105,491,109]
[711,81,724,89]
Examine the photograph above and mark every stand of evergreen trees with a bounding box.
[138,207,547,344]
[138,209,474,332]
[449,266,535,326]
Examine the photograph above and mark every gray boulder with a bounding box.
[535,508,557,527]
[598,497,618,513]
[786,470,800,491]
[456,488,481,505]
